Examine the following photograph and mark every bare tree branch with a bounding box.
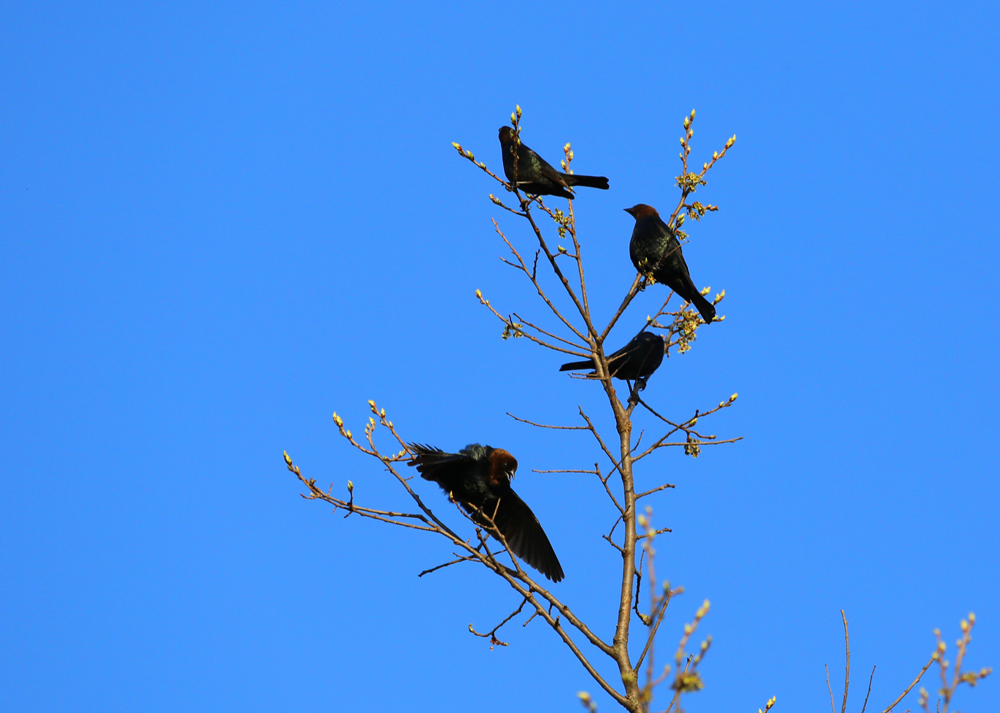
[636,482,675,500]
[469,598,529,647]
[418,556,476,578]
[880,651,936,713]
[507,412,589,430]
[862,666,876,713]
[841,610,851,713]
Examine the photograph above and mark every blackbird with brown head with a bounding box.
[559,331,665,382]
[498,126,609,200]
[407,443,564,582]
[625,204,716,324]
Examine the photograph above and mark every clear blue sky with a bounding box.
[2,2,998,711]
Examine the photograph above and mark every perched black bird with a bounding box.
[625,204,717,324]
[498,126,609,199]
[559,331,665,382]
[407,443,564,582]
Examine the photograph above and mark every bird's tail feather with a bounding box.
[566,174,609,190]
[559,359,594,372]
[691,293,717,324]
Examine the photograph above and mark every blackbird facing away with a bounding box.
[559,331,665,382]
[407,443,564,582]
[625,204,717,324]
[498,126,609,200]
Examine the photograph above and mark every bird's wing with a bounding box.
[605,338,647,373]
[517,144,570,189]
[609,339,644,361]
[535,157,571,189]
[492,490,565,582]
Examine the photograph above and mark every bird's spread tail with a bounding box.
[566,174,609,190]
[406,443,452,481]
[691,293,717,324]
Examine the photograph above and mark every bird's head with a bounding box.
[489,448,518,484]
[624,204,659,220]
[498,126,514,142]
[636,331,665,348]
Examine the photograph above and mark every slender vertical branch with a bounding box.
[841,610,851,713]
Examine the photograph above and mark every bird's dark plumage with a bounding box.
[407,443,564,582]
[559,331,665,382]
[498,126,609,199]
[625,204,716,324]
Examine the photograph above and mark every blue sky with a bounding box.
[2,2,998,711]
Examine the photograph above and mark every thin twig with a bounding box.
[632,552,649,625]
[507,412,589,430]
[636,395,730,441]
[600,274,644,342]
[636,590,675,670]
[491,218,588,342]
[827,664,837,713]
[636,526,672,540]
[469,598,529,647]
[602,535,624,554]
[881,652,936,713]
[514,312,588,349]
[418,556,475,578]
[633,437,743,461]
[578,408,624,473]
[595,462,625,514]
[478,295,585,356]
[862,665,876,713]
[519,205,598,342]
[636,482,676,499]
[841,609,851,713]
